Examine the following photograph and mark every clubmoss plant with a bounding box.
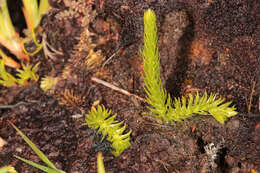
[142,9,237,124]
[85,105,132,156]
[142,9,176,122]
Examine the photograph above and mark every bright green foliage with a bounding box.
[16,62,40,85]
[11,123,66,173]
[0,59,39,86]
[0,59,18,86]
[142,9,174,121]
[85,105,132,156]
[0,165,17,173]
[170,92,237,124]
[142,9,237,124]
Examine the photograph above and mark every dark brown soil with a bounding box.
[0,0,259,172]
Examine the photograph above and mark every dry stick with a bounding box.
[248,80,256,113]
[0,102,32,109]
[91,77,146,102]
[102,47,121,67]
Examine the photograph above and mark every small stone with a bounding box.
[49,151,60,157]
[15,147,23,153]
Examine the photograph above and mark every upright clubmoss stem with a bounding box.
[142,9,171,120]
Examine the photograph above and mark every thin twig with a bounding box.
[91,77,146,102]
[247,81,256,113]
[101,47,121,67]
[0,102,33,109]
[258,96,260,112]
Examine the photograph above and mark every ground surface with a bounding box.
[0,0,260,172]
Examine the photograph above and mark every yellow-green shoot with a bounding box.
[0,165,17,173]
[0,58,20,86]
[142,9,176,122]
[142,9,237,124]
[97,152,106,173]
[0,58,39,87]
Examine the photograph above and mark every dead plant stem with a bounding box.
[91,77,146,102]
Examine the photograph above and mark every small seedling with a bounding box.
[16,62,40,85]
[0,59,39,87]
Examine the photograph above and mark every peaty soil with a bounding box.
[0,0,260,172]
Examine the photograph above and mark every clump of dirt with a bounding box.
[203,0,259,42]
[0,0,259,172]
